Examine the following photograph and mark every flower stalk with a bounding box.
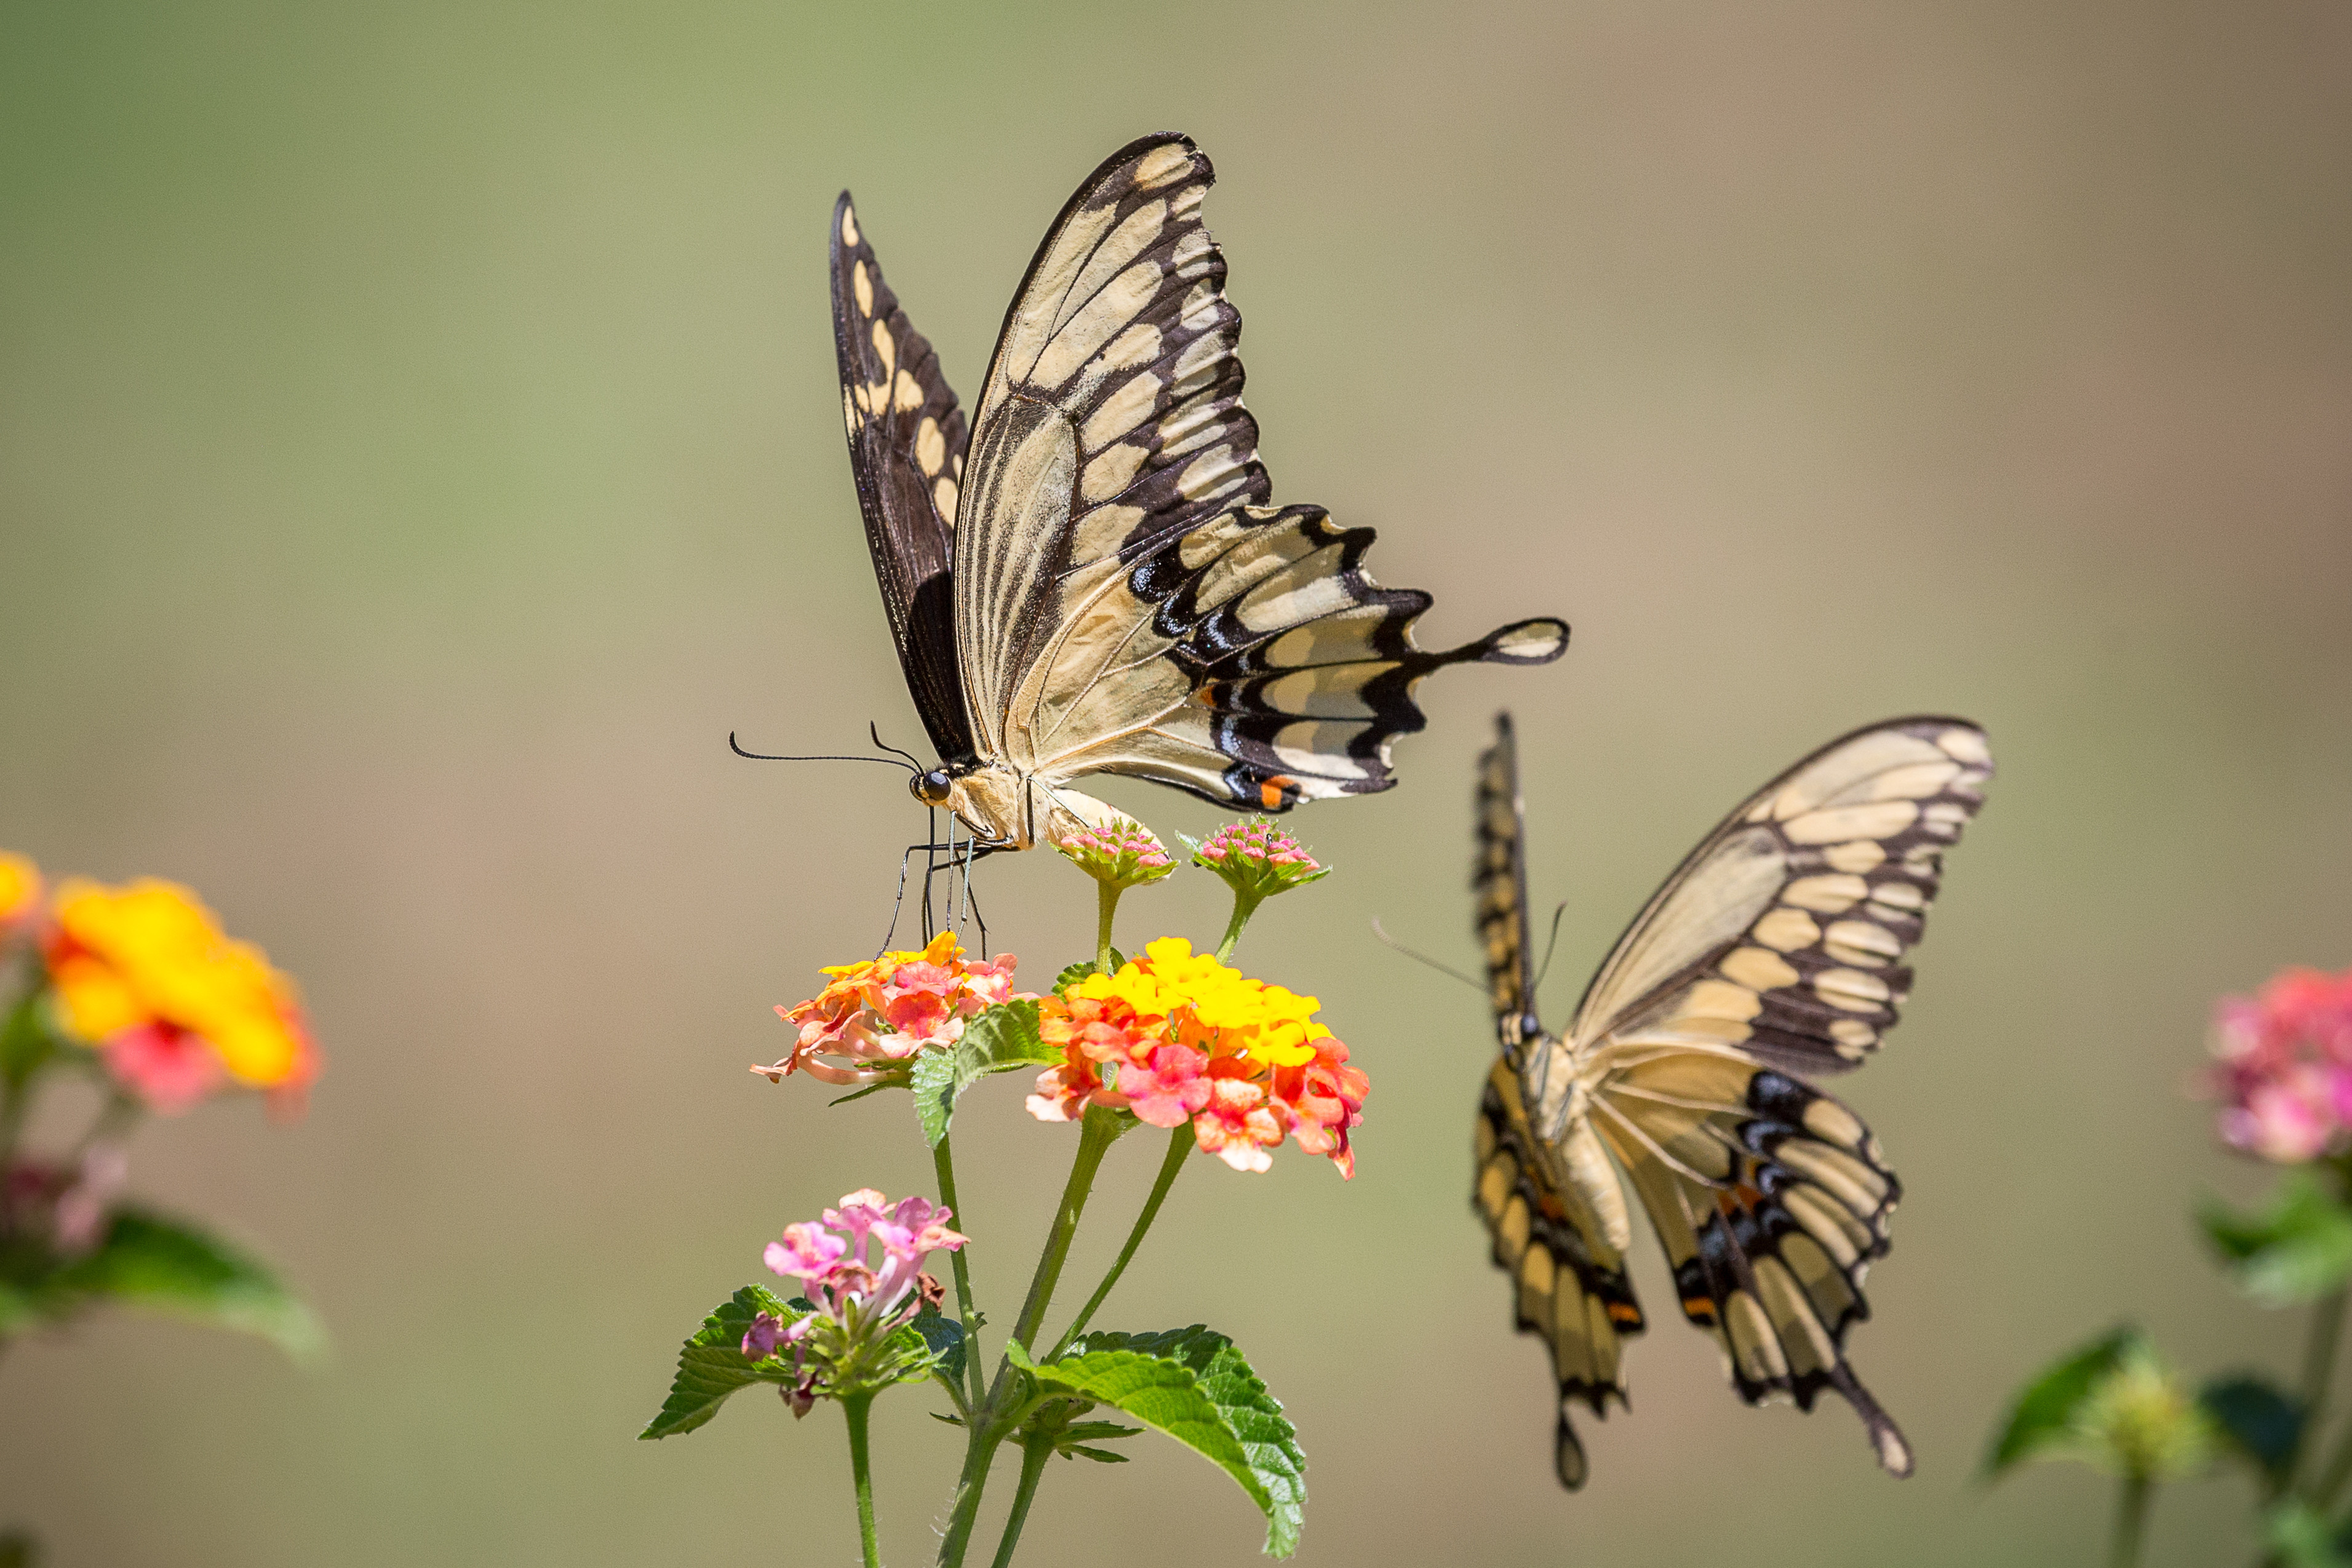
[985,1433,1056,1568]
[1051,1123,1193,1360]
[844,1391,881,1568]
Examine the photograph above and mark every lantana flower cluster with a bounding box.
[1027,937,1368,1177]
[1,854,318,1115]
[760,933,1028,1088]
[2208,965,2352,1163]
[745,1188,967,1414]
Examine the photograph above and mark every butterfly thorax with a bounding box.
[919,759,1119,851]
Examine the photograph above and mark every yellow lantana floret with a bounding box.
[1069,937,1329,1067]
[46,877,313,1088]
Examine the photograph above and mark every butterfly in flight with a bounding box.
[1469,712,1993,1487]
[829,132,1569,856]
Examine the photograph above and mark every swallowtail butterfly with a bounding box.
[1470,712,1993,1487]
[831,132,1569,851]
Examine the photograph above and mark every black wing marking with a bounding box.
[831,191,973,760]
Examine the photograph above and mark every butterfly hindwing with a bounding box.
[831,191,975,762]
[1595,1055,1913,1476]
[1475,1059,1644,1490]
[947,133,1569,810]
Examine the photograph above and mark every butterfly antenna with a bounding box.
[730,733,917,773]
[1531,901,1569,993]
[1368,919,1487,995]
[868,723,927,774]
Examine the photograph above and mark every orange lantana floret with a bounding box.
[42,877,318,1112]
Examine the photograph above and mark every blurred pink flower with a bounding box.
[2210,965,2352,1163]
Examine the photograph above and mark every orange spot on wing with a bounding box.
[1717,1181,1766,1219]
[1258,775,1296,810]
[1606,1303,1643,1326]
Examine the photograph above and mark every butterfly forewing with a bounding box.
[1573,718,1994,1075]
[1474,714,1537,1048]
[952,133,1569,811]
[831,193,975,760]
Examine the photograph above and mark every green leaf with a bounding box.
[1052,951,1126,992]
[1984,1326,2140,1477]
[1066,1445,1131,1463]
[0,1527,36,1568]
[910,1307,967,1388]
[2200,1174,2352,1305]
[910,1000,1058,1148]
[1013,1326,1307,1557]
[51,1207,321,1359]
[2201,1374,2303,1481]
[637,1284,801,1439]
[2268,1502,2352,1568]
[0,983,57,1091]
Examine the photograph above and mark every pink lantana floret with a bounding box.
[2209,965,2352,1164]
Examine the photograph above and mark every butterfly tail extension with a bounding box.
[1554,1406,1590,1491]
[1828,1361,1916,1478]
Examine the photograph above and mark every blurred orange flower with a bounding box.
[41,877,318,1113]
[0,851,41,933]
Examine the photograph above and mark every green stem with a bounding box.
[1094,882,1121,974]
[2110,1472,2150,1568]
[1008,1105,1123,1354]
[933,1433,997,1568]
[932,1134,987,1411]
[2289,1286,2352,1500]
[1212,891,1262,965]
[843,1393,880,1568]
[1049,1123,1192,1361]
[984,1435,1055,1568]
[936,1108,1126,1568]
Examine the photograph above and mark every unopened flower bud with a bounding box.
[1054,818,1176,893]
[1189,818,1329,902]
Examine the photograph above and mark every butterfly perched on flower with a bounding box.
[830,132,1569,853]
[1469,712,1993,1487]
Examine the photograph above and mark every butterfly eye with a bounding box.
[911,770,953,807]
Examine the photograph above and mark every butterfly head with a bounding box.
[910,768,955,808]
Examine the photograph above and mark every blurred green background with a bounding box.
[2,1,2348,1563]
